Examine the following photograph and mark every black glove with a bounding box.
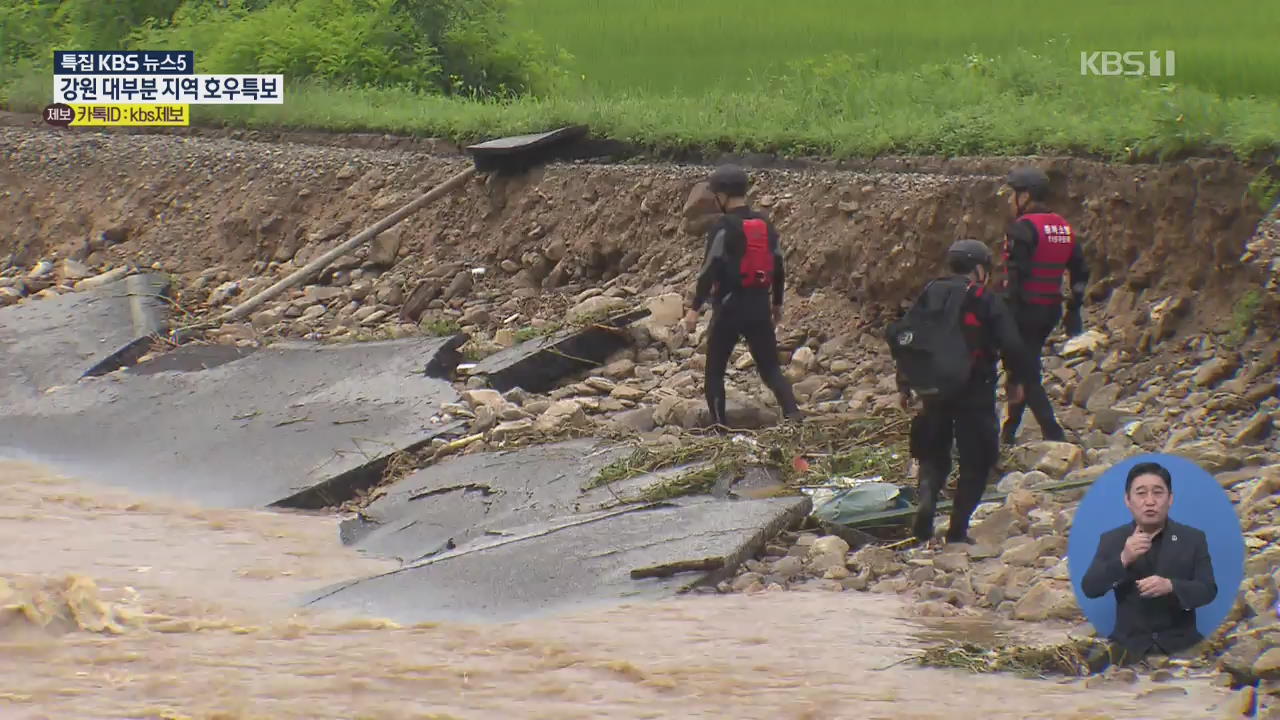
[1064,302,1084,337]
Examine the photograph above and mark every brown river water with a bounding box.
[0,460,1232,719]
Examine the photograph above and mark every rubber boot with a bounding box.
[945,468,985,544]
[912,462,946,542]
[1000,419,1019,447]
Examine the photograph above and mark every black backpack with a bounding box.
[885,276,977,401]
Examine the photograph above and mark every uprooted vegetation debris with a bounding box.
[914,638,1100,678]
[587,413,912,501]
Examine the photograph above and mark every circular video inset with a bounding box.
[1066,453,1246,663]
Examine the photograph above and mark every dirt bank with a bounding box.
[0,124,1273,337]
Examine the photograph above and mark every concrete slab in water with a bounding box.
[340,438,712,562]
[0,273,170,403]
[0,336,465,509]
[307,495,810,623]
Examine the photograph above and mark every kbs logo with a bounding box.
[1080,50,1176,77]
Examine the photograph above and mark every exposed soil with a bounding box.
[0,119,1273,340]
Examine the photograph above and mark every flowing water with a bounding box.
[0,460,1232,720]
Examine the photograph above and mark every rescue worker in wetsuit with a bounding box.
[997,167,1090,446]
[898,240,1034,544]
[683,165,802,428]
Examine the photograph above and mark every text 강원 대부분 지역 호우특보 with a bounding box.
[46,50,283,127]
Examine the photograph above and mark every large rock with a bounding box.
[808,535,850,559]
[933,553,970,573]
[1169,440,1245,473]
[1257,648,1280,680]
[1073,372,1108,408]
[571,295,629,323]
[1012,579,1079,621]
[791,347,818,373]
[611,406,656,433]
[603,358,637,379]
[1247,547,1280,577]
[462,389,504,411]
[1221,636,1269,685]
[443,270,473,301]
[1061,330,1106,358]
[644,293,684,327]
[849,546,903,579]
[491,419,534,441]
[74,265,131,291]
[534,399,589,434]
[1085,383,1123,413]
[1012,442,1084,478]
[970,507,1022,548]
[1195,356,1240,388]
[1235,411,1276,446]
[368,227,403,268]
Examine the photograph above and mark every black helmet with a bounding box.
[708,164,749,196]
[1005,166,1049,200]
[947,239,993,272]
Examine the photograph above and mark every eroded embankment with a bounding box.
[0,123,1272,337]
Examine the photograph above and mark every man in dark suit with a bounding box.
[1081,461,1218,661]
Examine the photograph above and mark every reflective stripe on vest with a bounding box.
[1014,213,1074,305]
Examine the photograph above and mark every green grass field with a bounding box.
[3,0,1279,159]
[508,0,1280,99]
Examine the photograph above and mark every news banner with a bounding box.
[43,50,283,128]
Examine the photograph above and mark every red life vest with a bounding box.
[738,218,774,290]
[1002,212,1075,305]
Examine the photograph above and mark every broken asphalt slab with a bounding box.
[305,494,811,624]
[0,335,466,509]
[340,438,712,562]
[0,273,170,404]
[465,308,650,393]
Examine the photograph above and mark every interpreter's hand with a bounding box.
[772,305,783,326]
[1136,575,1174,598]
[898,391,913,412]
[1121,527,1153,567]
[682,309,699,334]
[1006,383,1026,405]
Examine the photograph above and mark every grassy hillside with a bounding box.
[508,0,1280,99]
[2,0,1279,159]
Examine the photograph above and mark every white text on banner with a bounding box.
[53,75,285,105]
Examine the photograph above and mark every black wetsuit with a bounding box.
[691,206,800,427]
[896,276,1035,542]
[1001,207,1090,444]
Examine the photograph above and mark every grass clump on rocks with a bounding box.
[587,413,911,501]
[917,638,1098,678]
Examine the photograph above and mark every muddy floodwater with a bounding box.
[0,460,1232,720]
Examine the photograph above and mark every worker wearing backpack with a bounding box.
[683,165,802,428]
[888,239,1034,545]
